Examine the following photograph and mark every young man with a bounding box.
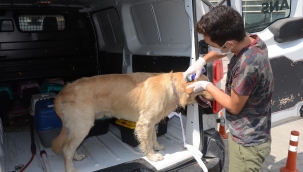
[184,5,274,172]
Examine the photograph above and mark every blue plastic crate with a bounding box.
[34,98,62,132]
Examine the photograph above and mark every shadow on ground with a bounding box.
[261,152,303,172]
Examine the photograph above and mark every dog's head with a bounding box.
[183,74,214,108]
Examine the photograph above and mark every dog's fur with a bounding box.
[51,72,213,172]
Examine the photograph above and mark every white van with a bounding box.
[0,0,302,171]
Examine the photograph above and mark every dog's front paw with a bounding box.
[154,144,165,151]
[146,153,164,162]
[66,167,79,172]
[70,170,79,172]
[73,152,86,161]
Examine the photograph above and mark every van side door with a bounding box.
[232,0,303,121]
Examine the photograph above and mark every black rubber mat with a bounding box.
[94,158,157,172]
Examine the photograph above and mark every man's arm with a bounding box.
[205,84,249,115]
[202,51,225,63]
[183,51,225,80]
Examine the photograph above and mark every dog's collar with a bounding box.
[172,79,181,108]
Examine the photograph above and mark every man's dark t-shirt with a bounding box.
[225,35,274,146]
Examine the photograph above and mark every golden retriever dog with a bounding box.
[51,72,213,172]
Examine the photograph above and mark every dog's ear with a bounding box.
[183,82,194,94]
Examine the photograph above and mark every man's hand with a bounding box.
[186,81,212,93]
[183,57,206,80]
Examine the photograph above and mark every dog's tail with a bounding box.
[52,95,68,154]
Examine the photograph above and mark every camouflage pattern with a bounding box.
[225,35,274,146]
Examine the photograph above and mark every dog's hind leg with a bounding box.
[135,117,164,162]
[63,119,94,172]
[152,129,165,151]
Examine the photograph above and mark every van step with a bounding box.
[94,158,156,172]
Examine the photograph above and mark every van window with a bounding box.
[19,14,65,31]
[242,0,291,33]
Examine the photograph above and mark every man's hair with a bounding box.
[196,5,246,46]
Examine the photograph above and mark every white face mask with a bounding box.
[210,42,234,60]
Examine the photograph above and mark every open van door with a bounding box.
[228,0,303,122]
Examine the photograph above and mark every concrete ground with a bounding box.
[220,57,303,172]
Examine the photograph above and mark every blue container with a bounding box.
[186,67,206,82]
[34,98,62,132]
[34,98,62,147]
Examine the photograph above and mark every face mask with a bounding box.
[210,42,234,60]
[226,51,235,60]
